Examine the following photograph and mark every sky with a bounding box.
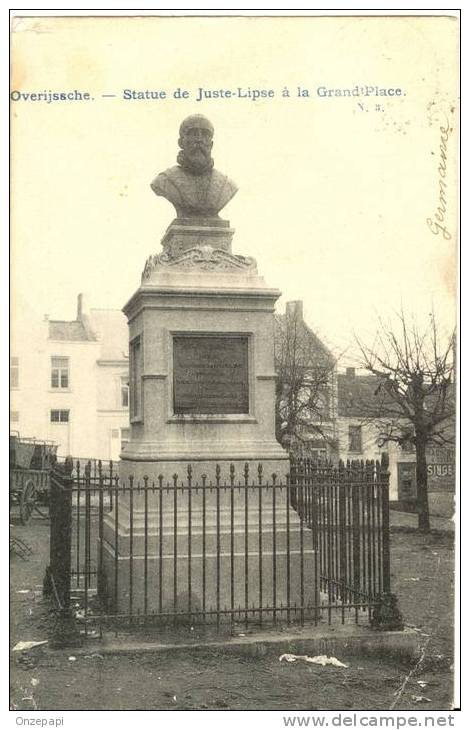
[10,15,458,362]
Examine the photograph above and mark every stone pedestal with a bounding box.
[161,218,234,256]
[101,218,302,622]
[123,241,288,483]
[101,487,318,622]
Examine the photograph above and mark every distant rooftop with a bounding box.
[275,300,334,365]
[89,308,128,360]
[337,369,381,418]
[48,320,96,342]
[47,294,128,359]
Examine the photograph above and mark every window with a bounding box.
[121,376,129,408]
[130,337,142,420]
[348,425,362,453]
[10,411,19,423]
[50,409,69,423]
[121,427,130,451]
[51,357,69,389]
[10,357,19,388]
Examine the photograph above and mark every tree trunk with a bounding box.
[415,434,430,532]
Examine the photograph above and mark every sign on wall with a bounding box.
[426,446,455,491]
[397,446,455,500]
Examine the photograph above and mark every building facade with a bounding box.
[336,367,455,502]
[10,294,130,460]
[336,367,415,501]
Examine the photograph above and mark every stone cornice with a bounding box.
[123,285,281,321]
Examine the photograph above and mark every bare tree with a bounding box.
[274,302,337,452]
[356,310,455,532]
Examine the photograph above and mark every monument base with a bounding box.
[99,487,319,624]
[119,449,289,485]
[161,218,234,257]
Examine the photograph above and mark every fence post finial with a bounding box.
[64,455,73,475]
[244,462,249,484]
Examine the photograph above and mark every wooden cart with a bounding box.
[9,433,58,524]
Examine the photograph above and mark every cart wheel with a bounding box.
[19,480,36,525]
[34,503,49,519]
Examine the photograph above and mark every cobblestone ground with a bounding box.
[10,508,455,711]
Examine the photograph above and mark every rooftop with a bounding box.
[89,309,128,360]
[275,300,334,366]
[337,370,382,418]
[48,320,96,342]
[47,295,128,359]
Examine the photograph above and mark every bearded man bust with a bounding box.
[150,114,238,220]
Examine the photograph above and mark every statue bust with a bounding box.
[150,114,238,219]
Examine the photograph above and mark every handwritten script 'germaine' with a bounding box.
[426,117,453,241]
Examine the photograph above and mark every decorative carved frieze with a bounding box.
[142,245,257,280]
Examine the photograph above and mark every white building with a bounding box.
[10,294,130,461]
[336,367,415,502]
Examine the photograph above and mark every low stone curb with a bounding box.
[48,625,420,662]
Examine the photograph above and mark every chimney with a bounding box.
[77,293,85,321]
[286,300,303,322]
[346,367,355,377]
[76,293,96,340]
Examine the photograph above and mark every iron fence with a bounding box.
[290,455,392,624]
[44,455,398,637]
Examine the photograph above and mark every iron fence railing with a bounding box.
[44,455,395,637]
[290,455,392,624]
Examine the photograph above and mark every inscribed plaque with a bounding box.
[173,336,249,414]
